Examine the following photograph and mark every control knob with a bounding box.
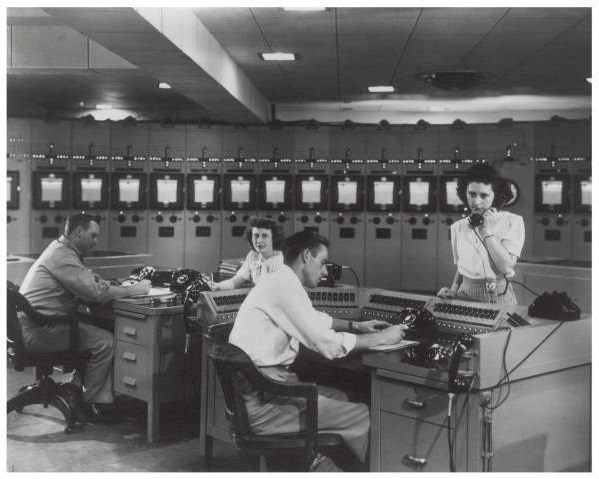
[156,214,164,223]
[373,217,381,225]
[386,217,394,225]
[315,216,323,224]
[117,214,127,223]
[132,214,140,223]
[207,215,215,223]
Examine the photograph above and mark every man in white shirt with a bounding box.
[230,230,406,470]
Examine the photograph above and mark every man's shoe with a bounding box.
[82,402,123,425]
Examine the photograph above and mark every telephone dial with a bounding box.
[395,308,437,340]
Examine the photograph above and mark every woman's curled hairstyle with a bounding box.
[245,216,285,250]
[457,163,514,208]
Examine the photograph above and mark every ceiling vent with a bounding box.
[416,70,484,90]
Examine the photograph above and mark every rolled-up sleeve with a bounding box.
[50,255,111,304]
[501,215,525,258]
[273,285,357,359]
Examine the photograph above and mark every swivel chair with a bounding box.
[7,281,90,433]
[204,322,345,472]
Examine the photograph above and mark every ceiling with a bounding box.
[6,7,593,125]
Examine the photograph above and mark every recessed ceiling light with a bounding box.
[368,86,395,93]
[586,78,592,84]
[159,82,171,89]
[95,104,113,110]
[78,101,85,107]
[260,52,296,61]
[283,7,326,11]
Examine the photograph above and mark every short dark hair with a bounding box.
[457,163,513,208]
[64,213,95,236]
[283,230,329,265]
[245,216,285,250]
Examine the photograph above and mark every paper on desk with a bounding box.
[129,286,172,298]
[369,340,419,352]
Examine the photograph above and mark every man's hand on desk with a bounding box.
[354,319,391,333]
[124,279,152,296]
[377,324,408,345]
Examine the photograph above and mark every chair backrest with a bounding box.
[7,282,27,371]
[204,322,262,440]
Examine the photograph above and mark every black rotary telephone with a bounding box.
[528,291,581,321]
[170,268,203,294]
[129,265,173,286]
[395,307,437,340]
[447,334,475,393]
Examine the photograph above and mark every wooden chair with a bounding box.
[204,322,345,471]
[7,281,90,433]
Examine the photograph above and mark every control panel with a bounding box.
[361,289,433,323]
[307,286,361,320]
[197,288,252,324]
[426,297,506,334]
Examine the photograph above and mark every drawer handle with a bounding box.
[123,326,138,337]
[122,376,137,388]
[406,454,427,466]
[404,399,425,409]
[122,352,137,362]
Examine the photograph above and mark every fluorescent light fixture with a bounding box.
[283,7,326,11]
[159,82,171,89]
[586,78,592,84]
[368,86,395,93]
[260,52,296,61]
[95,104,113,110]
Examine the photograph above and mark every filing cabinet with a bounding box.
[113,297,200,443]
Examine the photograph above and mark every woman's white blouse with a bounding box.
[235,250,284,285]
[450,211,525,279]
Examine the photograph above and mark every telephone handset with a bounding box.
[468,213,484,228]
[182,276,212,336]
[447,333,475,393]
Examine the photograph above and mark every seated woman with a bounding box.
[212,216,285,290]
[437,163,525,304]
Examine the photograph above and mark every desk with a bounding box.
[364,316,592,472]
[112,293,200,443]
[196,287,592,471]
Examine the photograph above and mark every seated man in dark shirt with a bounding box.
[19,214,151,423]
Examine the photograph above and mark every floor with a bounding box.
[6,366,247,473]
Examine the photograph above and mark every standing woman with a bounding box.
[437,164,525,304]
[212,216,285,290]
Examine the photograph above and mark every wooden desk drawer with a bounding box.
[379,378,451,426]
[115,316,150,346]
[114,342,150,400]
